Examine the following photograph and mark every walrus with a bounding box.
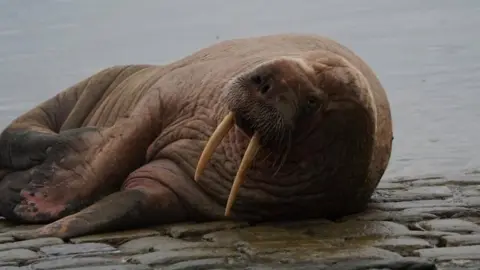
[0,33,392,240]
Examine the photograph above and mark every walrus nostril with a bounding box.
[251,75,262,85]
[260,83,271,94]
[250,74,271,94]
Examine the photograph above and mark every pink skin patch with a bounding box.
[15,190,67,220]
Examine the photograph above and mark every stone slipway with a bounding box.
[0,173,480,269]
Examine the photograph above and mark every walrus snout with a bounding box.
[247,69,299,126]
[249,73,272,95]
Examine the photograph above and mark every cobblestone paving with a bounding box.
[0,173,480,269]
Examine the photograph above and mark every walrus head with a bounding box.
[195,54,377,217]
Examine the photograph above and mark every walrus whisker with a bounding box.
[225,132,260,216]
[272,129,291,178]
[269,115,288,168]
[195,112,235,181]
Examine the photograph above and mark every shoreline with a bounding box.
[0,172,479,269]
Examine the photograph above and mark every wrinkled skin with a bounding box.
[0,34,393,239]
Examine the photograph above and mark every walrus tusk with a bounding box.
[195,112,235,181]
[224,133,260,216]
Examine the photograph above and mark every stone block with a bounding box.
[69,229,160,245]
[0,237,63,252]
[413,219,480,234]
[40,243,117,256]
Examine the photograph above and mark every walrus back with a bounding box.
[64,65,165,129]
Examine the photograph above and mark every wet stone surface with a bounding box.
[0,174,479,269]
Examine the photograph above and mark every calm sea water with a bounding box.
[0,0,479,179]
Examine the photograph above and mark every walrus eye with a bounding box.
[305,96,320,113]
[260,84,271,94]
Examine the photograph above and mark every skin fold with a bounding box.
[0,33,393,239]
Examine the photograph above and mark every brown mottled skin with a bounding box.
[0,34,392,239]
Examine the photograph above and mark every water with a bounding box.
[0,0,479,179]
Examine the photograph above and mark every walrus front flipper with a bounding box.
[0,65,148,170]
[7,161,188,240]
[0,129,61,170]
